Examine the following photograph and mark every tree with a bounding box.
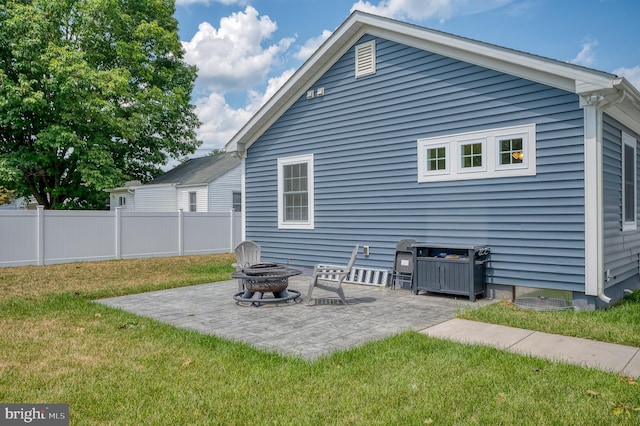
[0,186,14,205]
[0,0,201,209]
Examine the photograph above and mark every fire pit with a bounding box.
[231,263,302,306]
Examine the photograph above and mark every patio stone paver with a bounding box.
[96,276,488,360]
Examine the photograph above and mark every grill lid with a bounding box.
[243,263,285,275]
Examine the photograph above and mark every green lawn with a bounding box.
[1,255,639,425]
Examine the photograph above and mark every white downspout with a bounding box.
[583,89,626,304]
[582,96,606,302]
[240,156,246,242]
[594,107,610,304]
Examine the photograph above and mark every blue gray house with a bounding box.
[226,12,640,308]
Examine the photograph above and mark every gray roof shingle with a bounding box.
[150,153,240,186]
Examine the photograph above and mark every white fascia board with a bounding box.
[612,80,640,135]
[133,183,176,191]
[364,20,615,95]
[575,80,615,94]
[104,187,131,193]
[175,184,208,190]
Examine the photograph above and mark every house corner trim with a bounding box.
[582,98,603,299]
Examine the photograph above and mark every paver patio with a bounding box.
[97,276,489,360]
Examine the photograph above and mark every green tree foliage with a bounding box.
[0,0,201,209]
[0,186,14,205]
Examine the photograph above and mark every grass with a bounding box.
[1,255,639,425]
[0,253,235,300]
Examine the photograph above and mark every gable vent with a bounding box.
[355,40,376,78]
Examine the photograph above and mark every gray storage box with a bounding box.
[412,243,489,301]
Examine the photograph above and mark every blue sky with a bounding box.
[173,0,640,156]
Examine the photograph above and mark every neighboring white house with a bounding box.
[106,153,241,212]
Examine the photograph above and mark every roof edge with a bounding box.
[225,11,637,152]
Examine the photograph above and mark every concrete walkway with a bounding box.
[97,278,639,377]
[422,318,640,377]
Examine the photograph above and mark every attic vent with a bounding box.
[355,40,376,78]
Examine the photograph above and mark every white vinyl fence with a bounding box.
[0,206,242,267]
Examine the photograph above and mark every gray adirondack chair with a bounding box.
[232,240,261,292]
[306,245,359,305]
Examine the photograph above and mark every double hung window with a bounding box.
[232,192,242,212]
[623,132,637,231]
[189,192,197,212]
[277,154,314,229]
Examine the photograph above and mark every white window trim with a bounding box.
[495,131,530,171]
[457,138,487,174]
[232,191,242,212]
[355,40,376,78]
[417,124,536,182]
[420,143,449,177]
[188,191,197,212]
[622,132,637,232]
[277,153,314,230]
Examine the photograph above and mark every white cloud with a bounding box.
[570,40,598,67]
[192,68,297,152]
[614,65,640,92]
[192,92,253,154]
[294,30,333,61]
[246,69,297,111]
[179,6,300,153]
[350,0,513,22]
[182,6,295,92]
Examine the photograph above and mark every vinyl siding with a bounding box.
[245,35,586,291]
[207,165,241,212]
[603,114,640,287]
[134,185,176,212]
[178,187,207,212]
[109,191,135,211]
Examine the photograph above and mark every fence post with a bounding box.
[36,205,44,266]
[115,207,122,259]
[229,209,234,252]
[178,209,184,256]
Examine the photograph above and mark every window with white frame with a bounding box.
[118,196,126,206]
[188,192,197,212]
[497,135,526,169]
[459,139,485,173]
[417,124,536,182]
[424,144,448,175]
[232,191,242,212]
[277,154,314,229]
[622,132,637,231]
